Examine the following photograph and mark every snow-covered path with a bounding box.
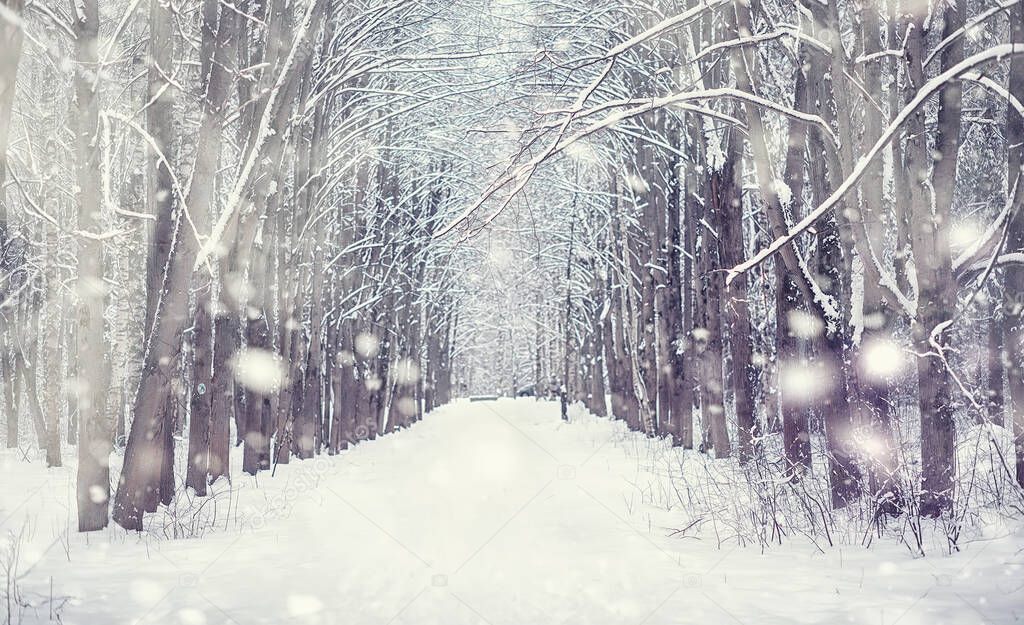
[5,399,1022,624]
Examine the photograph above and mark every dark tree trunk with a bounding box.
[298,334,322,458]
[909,1,961,516]
[660,135,685,445]
[1003,0,1024,488]
[242,316,273,475]
[185,298,213,496]
[561,209,576,422]
[144,0,177,337]
[18,345,60,467]
[675,161,701,450]
[716,131,757,463]
[844,4,898,511]
[208,314,234,482]
[636,131,663,435]
[607,200,635,426]
[698,171,730,458]
[986,318,1005,426]
[589,272,608,418]
[114,0,239,530]
[806,118,860,502]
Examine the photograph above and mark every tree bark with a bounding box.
[113,0,238,530]
[185,297,213,495]
[0,0,23,450]
[71,0,112,532]
[1004,0,1024,488]
[698,170,731,458]
[208,314,234,482]
[144,0,177,337]
[0,0,22,240]
[907,1,961,516]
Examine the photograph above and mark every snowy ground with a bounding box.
[2,398,1023,624]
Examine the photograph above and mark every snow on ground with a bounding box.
[2,398,1023,624]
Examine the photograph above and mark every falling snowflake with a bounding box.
[395,358,420,385]
[786,310,824,339]
[355,333,380,358]
[230,348,286,394]
[859,339,905,381]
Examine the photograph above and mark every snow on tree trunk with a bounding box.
[71,0,111,532]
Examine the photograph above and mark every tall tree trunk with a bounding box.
[661,131,685,445]
[0,0,22,223]
[609,191,640,428]
[717,129,757,463]
[41,256,64,467]
[242,210,277,473]
[1004,0,1024,488]
[208,314,234,482]
[144,0,176,336]
[241,314,273,475]
[638,126,665,435]
[986,317,1005,425]
[605,173,629,424]
[185,298,213,495]
[855,3,902,513]
[560,210,576,421]
[589,271,608,418]
[730,2,836,475]
[907,1,961,516]
[807,122,859,500]
[2,334,15,447]
[18,341,59,467]
[698,170,731,458]
[71,0,111,532]
[0,0,23,450]
[113,0,238,530]
[676,159,700,450]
